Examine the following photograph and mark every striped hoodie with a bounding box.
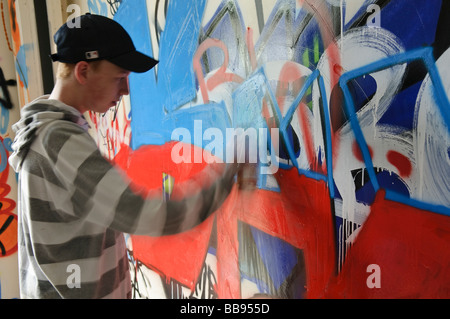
[9,96,237,299]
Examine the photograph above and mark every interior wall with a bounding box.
[0,0,20,300]
[1,0,449,299]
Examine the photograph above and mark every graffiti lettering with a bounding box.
[0,67,16,110]
[193,38,244,104]
[191,263,217,299]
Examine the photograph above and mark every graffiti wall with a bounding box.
[2,0,450,299]
[88,0,450,299]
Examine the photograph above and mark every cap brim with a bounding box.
[108,51,158,73]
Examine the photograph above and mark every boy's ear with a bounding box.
[73,61,90,85]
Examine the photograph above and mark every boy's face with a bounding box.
[84,60,130,114]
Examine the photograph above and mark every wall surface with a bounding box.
[0,0,20,299]
[1,0,449,299]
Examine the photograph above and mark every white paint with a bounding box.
[413,47,450,207]
[315,26,406,227]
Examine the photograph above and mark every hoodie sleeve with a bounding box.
[40,121,237,236]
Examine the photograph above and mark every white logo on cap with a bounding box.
[85,51,99,60]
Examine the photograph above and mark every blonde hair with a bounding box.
[56,62,75,79]
[56,61,102,79]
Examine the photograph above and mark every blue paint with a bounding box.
[354,169,409,205]
[255,0,324,68]
[232,66,335,194]
[116,0,233,150]
[276,70,332,185]
[15,45,29,89]
[232,69,266,130]
[362,1,443,133]
[0,98,10,136]
[347,75,377,114]
[159,0,207,113]
[88,0,108,16]
[202,0,247,77]
[114,0,162,148]
[167,103,231,151]
[380,0,441,51]
[250,225,298,291]
[339,46,450,216]
[318,75,335,199]
[378,81,422,130]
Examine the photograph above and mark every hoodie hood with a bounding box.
[9,96,90,172]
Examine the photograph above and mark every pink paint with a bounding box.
[246,27,257,71]
[298,0,343,169]
[275,62,321,171]
[193,38,244,104]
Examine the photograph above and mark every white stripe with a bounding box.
[84,168,131,228]
[54,132,99,184]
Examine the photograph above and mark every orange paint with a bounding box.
[7,0,21,54]
[0,138,17,257]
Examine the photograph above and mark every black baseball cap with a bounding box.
[50,13,158,73]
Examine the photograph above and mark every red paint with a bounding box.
[131,215,215,289]
[271,168,336,298]
[114,142,336,298]
[217,167,336,298]
[387,150,412,178]
[114,142,215,192]
[352,140,373,163]
[333,64,344,75]
[114,142,225,289]
[325,190,450,298]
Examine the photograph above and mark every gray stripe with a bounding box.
[71,151,113,218]
[39,236,127,284]
[29,197,78,223]
[23,149,66,189]
[162,178,224,235]
[30,219,108,246]
[41,122,85,164]
[163,200,188,235]
[52,253,129,299]
[34,229,117,265]
[254,0,265,34]
[108,186,145,233]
